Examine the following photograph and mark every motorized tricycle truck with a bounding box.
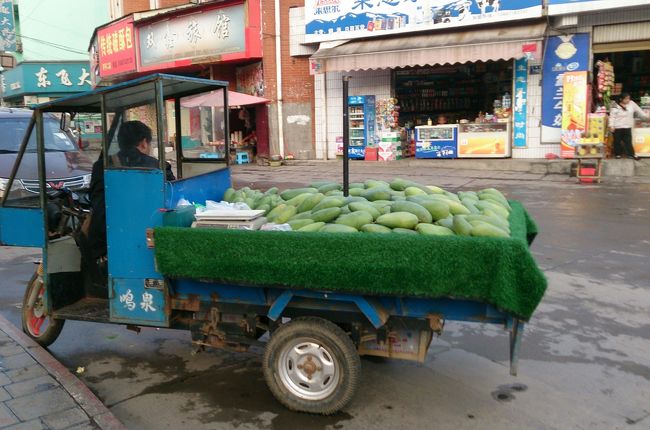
[0,74,546,414]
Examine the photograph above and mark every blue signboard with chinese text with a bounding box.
[541,34,590,144]
[1,62,93,99]
[0,0,16,51]
[513,58,528,148]
[305,0,543,43]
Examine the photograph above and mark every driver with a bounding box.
[86,120,174,260]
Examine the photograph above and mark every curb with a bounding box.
[276,157,650,177]
[0,314,127,430]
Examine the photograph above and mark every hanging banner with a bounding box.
[541,33,590,144]
[548,0,649,15]
[305,0,543,43]
[513,58,528,148]
[0,0,16,51]
[561,71,589,159]
[236,62,264,97]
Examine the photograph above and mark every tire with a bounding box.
[263,317,361,414]
[21,269,65,347]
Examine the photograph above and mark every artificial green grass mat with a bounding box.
[154,200,546,320]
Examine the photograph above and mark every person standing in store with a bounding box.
[609,93,648,160]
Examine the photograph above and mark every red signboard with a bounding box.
[98,17,137,77]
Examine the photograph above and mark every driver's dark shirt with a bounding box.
[87,148,175,259]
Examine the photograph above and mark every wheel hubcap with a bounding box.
[278,338,339,401]
[27,285,48,337]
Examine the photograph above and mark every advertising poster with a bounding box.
[236,62,264,97]
[548,0,649,15]
[633,129,650,157]
[541,33,590,144]
[458,135,508,156]
[513,58,528,148]
[305,0,543,43]
[561,71,588,159]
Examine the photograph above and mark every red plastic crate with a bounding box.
[365,147,378,161]
[579,167,596,183]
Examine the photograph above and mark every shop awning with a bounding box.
[181,90,269,108]
[310,22,547,72]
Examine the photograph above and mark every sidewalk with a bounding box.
[0,315,126,430]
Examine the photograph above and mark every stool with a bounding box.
[236,152,249,164]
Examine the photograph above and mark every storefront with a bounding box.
[306,1,546,160]
[593,29,650,157]
[547,0,650,158]
[89,0,270,162]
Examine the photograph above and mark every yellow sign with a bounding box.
[633,128,650,157]
[458,136,507,156]
[561,71,588,158]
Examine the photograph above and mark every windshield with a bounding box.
[0,117,77,153]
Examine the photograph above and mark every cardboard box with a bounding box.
[378,151,396,161]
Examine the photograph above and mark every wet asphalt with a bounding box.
[0,163,649,429]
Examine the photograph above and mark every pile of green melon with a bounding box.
[222,178,512,237]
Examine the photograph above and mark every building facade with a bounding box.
[97,0,315,161]
[291,0,650,160]
[0,0,109,106]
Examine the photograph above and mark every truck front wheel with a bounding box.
[263,317,360,414]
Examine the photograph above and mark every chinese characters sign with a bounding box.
[1,62,92,99]
[305,0,543,43]
[119,289,157,313]
[541,33,590,144]
[547,0,649,15]
[97,17,136,78]
[513,58,528,148]
[0,0,16,51]
[138,4,245,70]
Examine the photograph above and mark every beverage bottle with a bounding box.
[502,92,511,110]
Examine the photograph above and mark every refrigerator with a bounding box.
[348,95,376,159]
[415,125,458,158]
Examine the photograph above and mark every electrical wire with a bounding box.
[15,34,89,55]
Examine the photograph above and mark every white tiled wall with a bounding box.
[289,7,317,57]
[314,69,392,159]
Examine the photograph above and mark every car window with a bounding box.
[0,118,77,153]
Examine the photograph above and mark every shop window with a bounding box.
[172,89,228,179]
[394,61,514,127]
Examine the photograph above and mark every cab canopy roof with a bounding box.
[33,74,229,113]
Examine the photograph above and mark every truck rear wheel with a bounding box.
[263,317,360,415]
[22,270,64,347]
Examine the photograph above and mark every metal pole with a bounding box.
[342,76,350,197]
